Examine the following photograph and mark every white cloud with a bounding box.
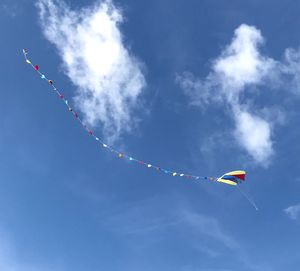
[233,108,273,164]
[213,24,275,92]
[284,203,300,221]
[177,24,289,165]
[37,0,146,142]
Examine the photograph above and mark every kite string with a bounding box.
[237,185,259,211]
[22,49,216,182]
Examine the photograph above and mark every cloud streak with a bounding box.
[37,0,146,142]
[181,210,238,250]
[284,203,300,221]
[177,24,288,165]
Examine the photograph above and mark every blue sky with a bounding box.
[1,0,300,270]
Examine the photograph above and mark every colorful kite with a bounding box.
[22,49,258,210]
[217,170,246,186]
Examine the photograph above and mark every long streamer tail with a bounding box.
[22,48,213,182]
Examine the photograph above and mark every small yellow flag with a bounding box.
[173,172,177,176]
[26,59,31,64]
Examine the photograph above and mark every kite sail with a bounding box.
[217,170,246,186]
[22,49,257,209]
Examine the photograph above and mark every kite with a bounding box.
[22,49,258,210]
[217,170,245,186]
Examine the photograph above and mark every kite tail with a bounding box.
[22,48,217,183]
[237,185,259,211]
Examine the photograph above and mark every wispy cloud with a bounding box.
[37,0,146,142]
[0,1,22,18]
[284,203,300,221]
[177,24,300,166]
[181,210,238,250]
[180,209,274,271]
[103,198,178,236]
[0,227,62,271]
[98,196,273,270]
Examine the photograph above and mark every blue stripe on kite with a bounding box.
[222,175,241,183]
[222,175,235,180]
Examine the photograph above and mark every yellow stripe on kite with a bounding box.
[225,170,246,176]
[217,178,238,186]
